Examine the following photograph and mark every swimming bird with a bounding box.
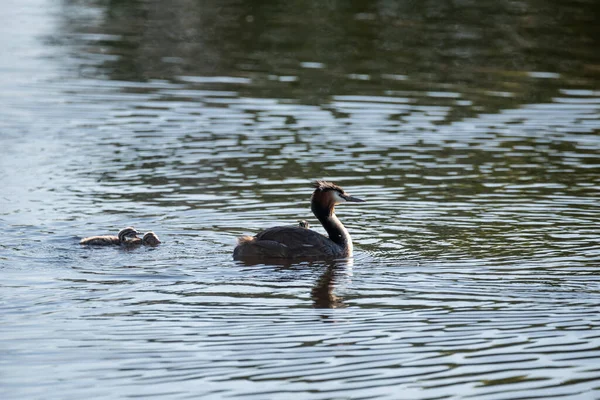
[128,231,162,247]
[233,180,365,260]
[79,227,140,246]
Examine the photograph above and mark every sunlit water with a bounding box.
[1,0,600,399]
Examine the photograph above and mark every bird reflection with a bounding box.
[311,259,353,309]
[233,257,353,309]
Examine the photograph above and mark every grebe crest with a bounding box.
[233,180,364,260]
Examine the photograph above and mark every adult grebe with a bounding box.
[233,181,365,260]
[80,227,140,246]
[128,231,162,247]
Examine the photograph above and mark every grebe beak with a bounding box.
[343,194,365,203]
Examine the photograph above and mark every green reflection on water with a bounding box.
[59,0,600,116]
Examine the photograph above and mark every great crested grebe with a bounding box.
[80,226,140,246]
[129,231,161,246]
[233,180,365,260]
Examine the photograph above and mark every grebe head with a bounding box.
[118,227,140,242]
[142,231,161,246]
[311,180,365,212]
[298,220,310,228]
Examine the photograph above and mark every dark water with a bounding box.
[1,0,600,398]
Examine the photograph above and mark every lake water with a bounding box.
[1,0,600,398]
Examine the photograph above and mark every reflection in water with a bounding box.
[311,260,352,309]
[3,0,597,125]
[234,258,351,308]
[59,0,600,115]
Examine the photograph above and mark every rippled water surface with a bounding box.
[1,0,600,398]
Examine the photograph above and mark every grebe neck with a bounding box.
[311,203,353,254]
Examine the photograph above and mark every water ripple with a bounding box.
[2,0,600,398]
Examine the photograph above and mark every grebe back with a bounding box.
[233,181,364,260]
[80,227,140,246]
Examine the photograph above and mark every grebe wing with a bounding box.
[254,226,338,257]
[242,239,289,258]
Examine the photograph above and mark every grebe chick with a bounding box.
[142,231,161,246]
[233,181,365,260]
[80,227,140,246]
[298,220,310,228]
[128,231,162,246]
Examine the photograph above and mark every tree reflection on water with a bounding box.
[58,0,600,116]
